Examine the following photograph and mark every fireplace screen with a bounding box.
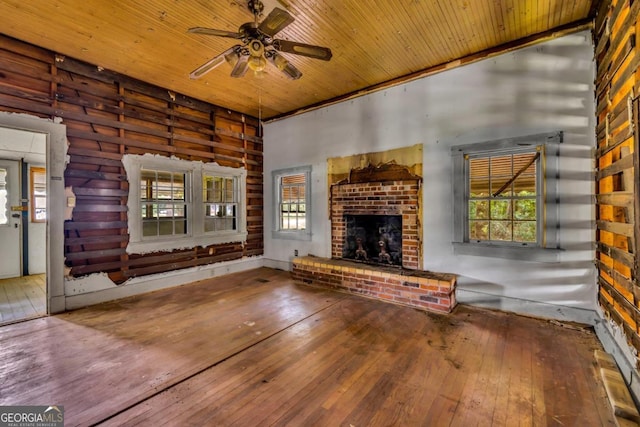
[342,215,403,266]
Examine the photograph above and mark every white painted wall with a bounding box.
[263,31,597,320]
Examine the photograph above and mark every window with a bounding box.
[272,166,311,240]
[30,167,46,222]
[123,154,247,254]
[204,175,238,232]
[451,132,562,261]
[141,169,187,237]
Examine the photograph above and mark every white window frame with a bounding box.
[451,131,563,262]
[272,165,312,241]
[123,154,247,254]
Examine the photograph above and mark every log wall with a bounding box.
[594,1,640,362]
[0,34,263,284]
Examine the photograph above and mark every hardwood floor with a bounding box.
[0,274,46,325]
[0,268,614,426]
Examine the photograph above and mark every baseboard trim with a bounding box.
[262,258,292,271]
[594,318,640,406]
[64,256,264,310]
[456,288,599,325]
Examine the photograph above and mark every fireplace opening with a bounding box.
[342,214,403,266]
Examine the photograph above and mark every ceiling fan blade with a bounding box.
[230,55,249,78]
[266,51,302,80]
[188,27,241,39]
[273,39,332,61]
[189,47,238,79]
[258,7,294,36]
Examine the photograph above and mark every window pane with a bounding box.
[158,204,173,218]
[225,178,235,202]
[514,221,536,243]
[490,155,512,177]
[173,173,185,200]
[469,157,489,178]
[158,219,174,235]
[175,219,186,234]
[469,220,489,240]
[142,220,158,237]
[490,200,511,220]
[175,205,186,218]
[157,171,173,199]
[514,199,536,220]
[491,176,512,197]
[35,196,47,221]
[282,174,305,185]
[513,152,537,174]
[469,179,490,197]
[490,221,512,241]
[513,175,536,195]
[31,168,47,222]
[469,200,489,220]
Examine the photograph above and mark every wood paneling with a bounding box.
[0,0,595,119]
[0,34,263,284]
[594,0,640,364]
[0,268,614,426]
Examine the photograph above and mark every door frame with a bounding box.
[0,113,67,314]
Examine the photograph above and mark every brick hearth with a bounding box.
[292,256,457,314]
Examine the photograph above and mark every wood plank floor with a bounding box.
[0,268,614,426]
[0,274,46,325]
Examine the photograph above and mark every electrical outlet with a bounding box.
[294,249,298,256]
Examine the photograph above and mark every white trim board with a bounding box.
[64,256,264,310]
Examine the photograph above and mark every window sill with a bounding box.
[452,242,563,262]
[272,230,312,241]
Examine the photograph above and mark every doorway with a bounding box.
[0,127,47,325]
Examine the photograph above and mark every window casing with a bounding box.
[123,154,247,254]
[272,166,311,240]
[30,167,47,223]
[451,132,562,261]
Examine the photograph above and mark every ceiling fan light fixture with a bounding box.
[248,55,267,72]
[273,53,289,70]
[248,40,264,57]
[224,49,240,67]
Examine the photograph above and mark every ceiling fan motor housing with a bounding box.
[188,2,332,80]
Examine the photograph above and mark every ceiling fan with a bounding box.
[188,0,332,80]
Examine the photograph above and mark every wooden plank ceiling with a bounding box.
[0,0,595,120]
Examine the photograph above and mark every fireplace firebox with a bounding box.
[342,215,402,266]
[331,180,421,270]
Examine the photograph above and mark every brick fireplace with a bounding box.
[292,162,457,314]
[331,180,421,269]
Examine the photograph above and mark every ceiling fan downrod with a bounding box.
[247,0,264,19]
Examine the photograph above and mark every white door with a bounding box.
[0,159,21,279]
